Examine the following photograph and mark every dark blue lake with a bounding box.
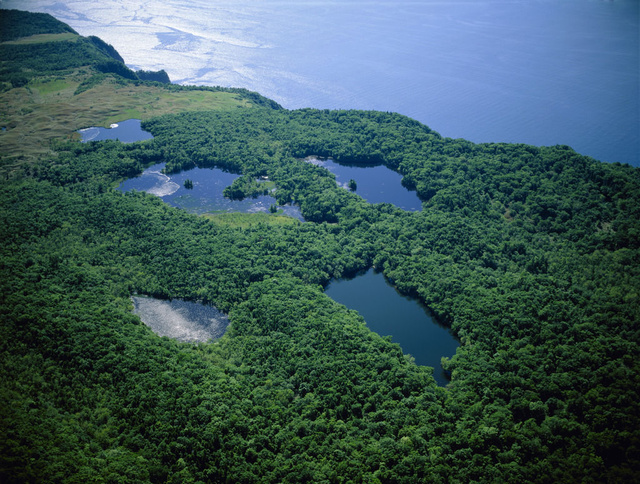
[307,158,422,212]
[117,163,302,218]
[115,143,420,215]
[325,269,458,386]
[79,119,153,143]
[85,120,299,216]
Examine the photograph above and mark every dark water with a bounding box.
[79,120,300,216]
[79,119,154,143]
[118,154,421,216]
[307,158,422,212]
[325,269,458,386]
[132,296,229,343]
[118,163,302,219]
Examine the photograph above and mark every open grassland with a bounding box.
[30,78,73,94]
[0,73,253,175]
[202,211,300,229]
[1,32,78,45]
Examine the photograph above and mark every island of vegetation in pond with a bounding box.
[1,9,639,484]
[117,162,304,219]
[305,157,422,211]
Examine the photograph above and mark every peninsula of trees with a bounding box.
[1,9,639,483]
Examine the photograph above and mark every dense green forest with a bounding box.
[0,9,77,42]
[0,9,164,87]
[1,9,639,483]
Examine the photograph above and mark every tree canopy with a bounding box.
[1,8,639,484]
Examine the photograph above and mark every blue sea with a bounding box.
[8,0,639,165]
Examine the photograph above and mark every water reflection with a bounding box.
[325,269,458,386]
[79,119,154,143]
[306,157,422,212]
[118,163,304,219]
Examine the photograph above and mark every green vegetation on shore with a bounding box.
[203,211,300,229]
[0,9,278,175]
[1,8,639,483]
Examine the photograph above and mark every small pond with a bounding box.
[118,163,303,218]
[79,119,154,143]
[325,268,458,386]
[132,296,229,343]
[306,157,422,212]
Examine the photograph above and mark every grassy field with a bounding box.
[0,73,254,175]
[2,32,79,45]
[202,212,300,229]
[30,78,74,94]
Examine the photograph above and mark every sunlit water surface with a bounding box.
[117,162,303,218]
[11,0,639,165]
[78,119,153,143]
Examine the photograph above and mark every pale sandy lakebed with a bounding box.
[132,296,229,343]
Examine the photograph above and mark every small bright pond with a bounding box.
[307,157,422,212]
[325,269,458,386]
[132,296,229,343]
[79,119,153,143]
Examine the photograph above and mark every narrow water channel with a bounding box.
[325,269,458,386]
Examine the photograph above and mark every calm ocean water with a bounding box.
[6,0,638,165]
